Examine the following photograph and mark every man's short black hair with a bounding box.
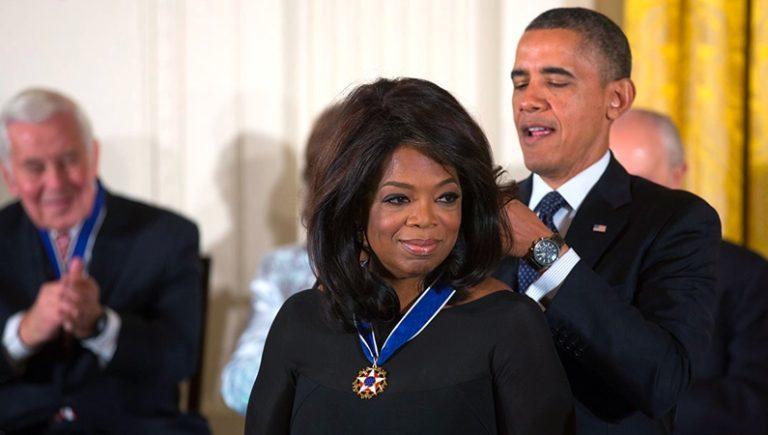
[526,7,632,81]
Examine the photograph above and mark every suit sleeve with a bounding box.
[546,197,721,418]
[0,316,23,382]
[0,316,60,430]
[105,218,202,383]
[675,255,768,435]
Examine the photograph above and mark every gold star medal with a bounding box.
[352,365,388,399]
[352,283,456,399]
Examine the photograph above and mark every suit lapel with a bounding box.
[16,211,54,302]
[89,192,134,304]
[565,157,632,268]
[501,160,633,287]
[10,189,135,306]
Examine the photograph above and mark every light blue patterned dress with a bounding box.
[220,244,315,414]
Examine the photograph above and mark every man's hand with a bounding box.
[18,281,76,348]
[504,199,558,257]
[61,258,104,339]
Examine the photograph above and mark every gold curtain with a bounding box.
[624,0,768,257]
[750,1,768,257]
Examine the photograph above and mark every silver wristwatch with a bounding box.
[524,233,565,271]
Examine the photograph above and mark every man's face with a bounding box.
[511,29,616,185]
[1,112,98,231]
[610,116,685,189]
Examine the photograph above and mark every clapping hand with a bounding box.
[60,258,103,339]
[19,258,103,347]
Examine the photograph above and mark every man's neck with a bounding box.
[530,150,611,213]
[540,147,610,189]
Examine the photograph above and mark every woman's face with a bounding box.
[366,145,462,286]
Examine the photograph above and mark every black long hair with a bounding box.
[306,77,514,329]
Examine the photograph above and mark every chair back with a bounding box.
[187,255,211,414]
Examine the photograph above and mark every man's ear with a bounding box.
[606,78,635,120]
[0,162,19,197]
[90,139,100,169]
[671,162,688,189]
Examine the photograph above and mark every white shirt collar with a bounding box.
[50,223,83,240]
[529,150,611,213]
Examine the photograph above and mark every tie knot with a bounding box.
[535,191,568,218]
[55,232,71,258]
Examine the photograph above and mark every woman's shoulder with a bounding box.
[267,289,344,346]
[267,288,323,331]
[280,287,324,314]
[450,282,546,327]
[454,277,534,309]
[462,276,511,302]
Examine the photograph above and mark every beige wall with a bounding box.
[0,0,593,432]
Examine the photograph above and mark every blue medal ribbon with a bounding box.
[355,282,456,367]
[38,181,106,278]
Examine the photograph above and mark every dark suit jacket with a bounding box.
[0,190,208,434]
[495,157,721,435]
[675,241,768,435]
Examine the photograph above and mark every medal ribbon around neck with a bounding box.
[38,181,106,278]
[352,282,456,399]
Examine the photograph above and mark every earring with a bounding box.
[357,228,370,268]
[359,255,370,268]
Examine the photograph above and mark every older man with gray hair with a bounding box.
[611,108,768,435]
[0,88,208,434]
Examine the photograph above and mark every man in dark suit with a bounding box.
[497,8,721,434]
[0,88,208,434]
[611,108,768,435]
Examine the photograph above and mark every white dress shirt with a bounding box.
[524,150,611,306]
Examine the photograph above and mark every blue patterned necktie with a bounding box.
[517,191,568,292]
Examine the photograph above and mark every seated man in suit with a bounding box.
[611,108,768,435]
[0,88,209,434]
[497,7,721,434]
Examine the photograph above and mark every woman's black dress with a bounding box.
[245,289,573,434]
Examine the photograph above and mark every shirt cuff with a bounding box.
[525,248,580,305]
[2,312,35,362]
[81,308,121,368]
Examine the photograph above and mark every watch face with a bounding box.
[533,239,560,266]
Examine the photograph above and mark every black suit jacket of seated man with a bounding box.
[673,241,768,435]
[0,189,209,435]
[496,156,721,435]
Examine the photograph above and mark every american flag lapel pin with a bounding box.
[592,224,607,233]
